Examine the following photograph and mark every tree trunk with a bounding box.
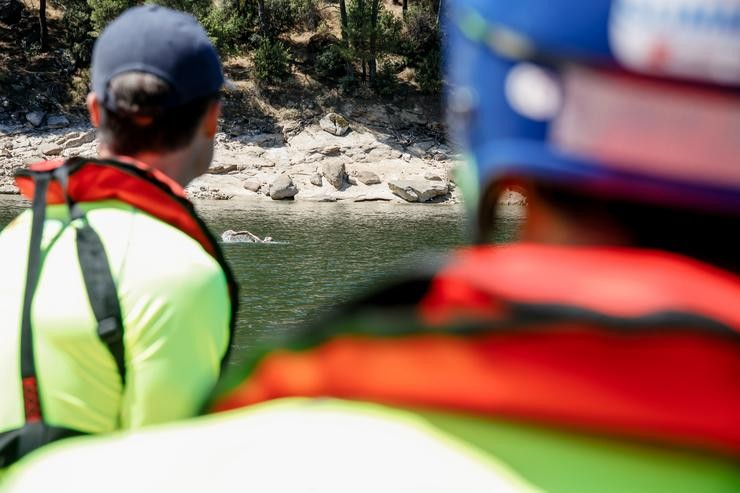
[339,0,355,80]
[368,0,379,82]
[257,0,269,37]
[39,0,48,51]
[339,0,349,46]
[402,0,408,15]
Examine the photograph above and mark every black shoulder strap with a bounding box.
[19,173,50,423]
[54,164,126,386]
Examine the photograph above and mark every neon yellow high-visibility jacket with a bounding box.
[3,245,739,492]
[0,157,236,467]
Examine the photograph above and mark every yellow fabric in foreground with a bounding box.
[0,200,230,435]
[3,398,739,492]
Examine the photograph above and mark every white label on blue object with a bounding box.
[504,63,563,121]
[609,0,740,85]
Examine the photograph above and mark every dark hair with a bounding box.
[483,183,740,274]
[97,72,218,156]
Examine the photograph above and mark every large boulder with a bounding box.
[25,111,45,127]
[208,164,238,175]
[61,130,96,149]
[354,170,381,185]
[319,113,350,136]
[310,173,323,187]
[243,180,262,193]
[269,174,298,200]
[388,180,449,203]
[46,115,70,129]
[321,160,346,189]
[40,142,63,156]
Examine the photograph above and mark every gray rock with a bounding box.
[399,109,426,125]
[424,172,443,181]
[46,115,70,129]
[355,170,381,185]
[319,113,350,136]
[365,146,400,161]
[241,133,283,147]
[498,189,527,206]
[26,111,45,127]
[320,146,341,156]
[347,176,358,186]
[187,187,233,200]
[0,183,19,194]
[304,194,337,202]
[408,140,436,156]
[269,174,298,200]
[354,194,392,202]
[62,130,96,149]
[40,142,63,156]
[243,180,262,193]
[321,160,346,189]
[310,173,323,186]
[208,164,238,175]
[388,180,449,203]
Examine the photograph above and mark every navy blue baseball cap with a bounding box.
[91,5,224,111]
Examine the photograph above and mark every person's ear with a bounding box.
[87,93,101,128]
[202,100,221,138]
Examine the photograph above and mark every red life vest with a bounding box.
[211,244,740,458]
[14,155,239,359]
[1,156,238,467]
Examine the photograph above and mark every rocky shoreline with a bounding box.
[0,112,526,207]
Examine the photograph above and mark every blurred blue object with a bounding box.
[445,0,740,214]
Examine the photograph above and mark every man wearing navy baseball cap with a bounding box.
[0,5,237,468]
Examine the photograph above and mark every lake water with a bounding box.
[0,196,524,365]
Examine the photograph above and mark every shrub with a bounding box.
[265,0,296,34]
[253,39,291,84]
[87,0,136,32]
[315,44,348,79]
[338,74,358,95]
[415,49,441,93]
[401,5,439,64]
[290,0,320,30]
[200,6,250,53]
[371,64,398,97]
[401,4,441,93]
[51,0,95,66]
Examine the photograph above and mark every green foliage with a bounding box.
[376,9,402,54]
[290,0,320,30]
[51,0,95,66]
[371,63,398,97]
[46,0,444,98]
[200,6,251,53]
[253,39,291,83]
[315,44,348,79]
[401,4,441,93]
[345,0,402,85]
[265,0,297,34]
[87,0,136,32]
[415,49,441,93]
[156,0,210,19]
[338,74,358,94]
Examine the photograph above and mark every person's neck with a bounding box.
[98,145,196,187]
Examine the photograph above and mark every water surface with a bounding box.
[1,196,523,365]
